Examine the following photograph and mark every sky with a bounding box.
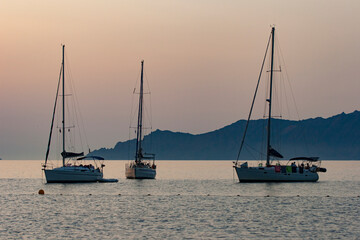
[1,0,360,159]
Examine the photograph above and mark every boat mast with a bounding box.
[135,60,144,163]
[266,27,275,167]
[62,45,65,167]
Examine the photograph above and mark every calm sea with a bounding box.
[0,160,359,239]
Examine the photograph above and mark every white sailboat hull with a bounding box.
[125,164,156,179]
[44,166,103,183]
[234,166,319,182]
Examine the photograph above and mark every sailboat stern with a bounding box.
[125,163,156,179]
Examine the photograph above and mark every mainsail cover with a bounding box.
[61,151,84,159]
[77,156,104,160]
[268,146,283,158]
[290,157,319,162]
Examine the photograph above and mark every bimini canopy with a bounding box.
[77,155,104,160]
[290,157,319,162]
[61,151,84,159]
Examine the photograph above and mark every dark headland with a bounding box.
[91,111,360,160]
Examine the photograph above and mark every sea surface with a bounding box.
[0,160,359,239]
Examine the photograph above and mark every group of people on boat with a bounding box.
[65,163,101,171]
[131,161,156,169]
[257,161,317,174]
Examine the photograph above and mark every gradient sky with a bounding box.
[1,0,360,159]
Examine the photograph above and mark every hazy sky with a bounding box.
[1,0,360,159]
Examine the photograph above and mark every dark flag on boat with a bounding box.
[268,146,283,158]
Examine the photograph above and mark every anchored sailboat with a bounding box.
[233,27,326,182]
[125,60,156,179]
[42,45,105,183]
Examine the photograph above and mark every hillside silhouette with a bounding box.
[91,111,360,160]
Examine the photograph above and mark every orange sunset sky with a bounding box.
[1,0,360,159]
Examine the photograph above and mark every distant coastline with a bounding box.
[91,110,360,161]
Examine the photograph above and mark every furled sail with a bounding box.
[77,156,104,160]
[61,151,84,159]
[290,157,319,162]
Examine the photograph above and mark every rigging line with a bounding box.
[143,69,154,143]
[261,118,266,160]
[144,68,152,95]
[141,98,154,152]
[233,166,235,183]
[66,70,77,151]
[129,96,138,130]
[282,72,292,121]
[128,66,143,160]
[64,73,74,152]
[127,83,135,161]
[145,88,153,127]
[271,56,282,152]
[273,42,282,119]
[56,100,61,161]
[236,32,272,163]
[65,53,88,153]
[64,70,74,151]
[244,143,265,160]
[63,53,74,152]
[263,55,270,119]
[68,70,85,153]
[277,35,311,154]
[73,85,88,152]
[144,99,153,131]
[45,65,63,165]
[128,129,131,160]
[129,69,142,130]
[276,35,300,120]
[275,38,285,119]
[238,143,262,162]
[271,37,284,154]
[127,93,135,160]
[149,93,154,153]
[142,69,153,131]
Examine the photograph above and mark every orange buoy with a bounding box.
[38,189,45,195]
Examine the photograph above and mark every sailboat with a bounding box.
[125,60,156,179]
[42,45,105,183]
[233,27,326,182]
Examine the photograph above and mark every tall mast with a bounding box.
[62,45,65,167]
[266,27,275,167]
[135,60,144,163]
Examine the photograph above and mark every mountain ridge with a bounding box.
[91,110,360,160]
